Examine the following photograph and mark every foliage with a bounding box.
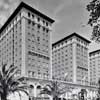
[40,80,69,100]
[86,0,100,42]
[0,64,29,100]
[97,79,100,99]
[78,89,87,100]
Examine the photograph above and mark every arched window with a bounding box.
[37,85,41,89]
[36,85,41,97]
[29,84,34,96]
[30,85,34,89]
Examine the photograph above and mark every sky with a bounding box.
[0,0,100,52]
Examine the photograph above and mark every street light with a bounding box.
[64,72,69,81]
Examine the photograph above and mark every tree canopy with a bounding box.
[0,64,29,100]
[86,0,100,42]
[40,80,71,100]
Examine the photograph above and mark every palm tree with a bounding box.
[0,64,29,100]
[40,80,70,100]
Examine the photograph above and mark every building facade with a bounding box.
[89,50,100,86]
[0,2,54,80]
[52,33,90,85]
[0,2,98,100]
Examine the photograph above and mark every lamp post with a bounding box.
[64,72,69,81]
[80,76,87,100]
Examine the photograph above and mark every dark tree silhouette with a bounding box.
[78,89,87,100]
[86,0,100,42]
[0,64,29,100]
[97,79,100,100]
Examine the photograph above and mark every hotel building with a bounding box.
[0,2,97,99]
[0,2,54,80]
[89,50,100,86]
[52,33,90,85]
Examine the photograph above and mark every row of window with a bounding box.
[76,37,88,46]
[53,36,89,50]
[53,43,73,50]
[27,11,50,27]
[28,71,50,79]
[0,14,22,38]
[27,19,50,32]
[90,51,100,57]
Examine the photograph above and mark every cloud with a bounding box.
[0,15,7,27]
[0,0,21,26]
[0,0,14,11]
[53,0,73,16]
[0,0,9,11]
[54,3,66,16]
[9,1,20,14]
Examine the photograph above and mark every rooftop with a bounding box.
[52,32,91,46]
[0,2,55,34]
[89,49,100,56]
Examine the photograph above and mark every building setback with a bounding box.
[89,50,100,86]
[52,33,90,85]
[0,2,54,80]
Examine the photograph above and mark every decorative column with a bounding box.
[72,42,77,83]
[21,17,26,77]
[34,85,37,97]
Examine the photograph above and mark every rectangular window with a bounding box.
[28,19,31,24]
[28,12,30,17]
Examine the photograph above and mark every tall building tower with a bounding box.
[0,2,54,80]
[89,50,100,86]
[52,33,90,85]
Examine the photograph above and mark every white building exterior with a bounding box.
[0,2,54,79]
[89,50,100,86]
[0,2,54,100]
[0,1,98,100]
[52,33,90,85]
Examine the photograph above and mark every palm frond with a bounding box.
[0,86,3,94]
[57,90,67,96]
[40,88,52,95]
[45,84,52,89]
[0,64,29,100]
[12,88,29,96]
[45,84,53,91]
[6,66,18,79]
[10,80,21,88]
[0,72,3,83]
[6,68,18,84]
[8,77,24,87]
[2,64,7,76]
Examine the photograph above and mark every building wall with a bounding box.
[0,4,53,80]
[75,37,89,85]
[0,10,22,76]
[52,38,73,82]
[89,51,100,86]
[52,34,89,85]
[22,8,52,79]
